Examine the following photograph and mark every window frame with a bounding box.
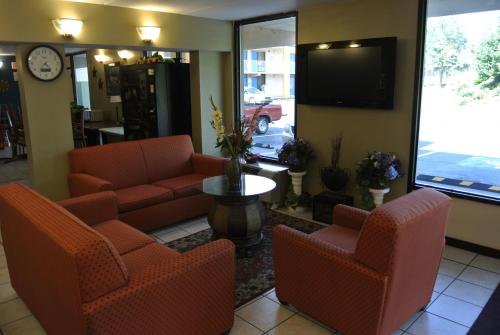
[408,0,500,205]
[233,11,298,162]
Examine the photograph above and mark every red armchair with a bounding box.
[273,188,452,335]
[0,183,235,335]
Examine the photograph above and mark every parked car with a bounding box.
[244,87,271,104]
[244,103,282,134]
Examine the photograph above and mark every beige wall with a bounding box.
[16,44,74,200]
[0,0,232,52]
[297,0,500,249]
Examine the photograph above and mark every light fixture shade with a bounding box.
[94,54,110,63]
[52,18,83,38]
[109,95,122,103]
[317,43,332,50]
[0,61,3,69]
[137,26,161,43]
[117,50,133,60]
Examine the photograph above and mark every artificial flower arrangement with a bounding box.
[277,138,314,172]
[136,52,174,65]
[356,151,403,208]
[210,97,262,158]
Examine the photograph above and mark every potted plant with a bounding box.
[277,138,314,195]
[355,151,403,209]
[320,135,349,192]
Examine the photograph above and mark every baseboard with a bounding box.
[446,237,500,260]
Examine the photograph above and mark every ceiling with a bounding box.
[64,0,334,21]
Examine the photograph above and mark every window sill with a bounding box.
[411,182,500,206]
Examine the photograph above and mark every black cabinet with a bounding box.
[120,63,191,140]
[312,192,354,224]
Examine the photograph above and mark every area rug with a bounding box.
[468,283,500,334]
[165,209,324,307]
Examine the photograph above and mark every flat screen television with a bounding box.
[296,37,397,109]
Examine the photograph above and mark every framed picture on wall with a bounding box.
[105,64,121,96]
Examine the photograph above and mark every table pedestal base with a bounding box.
[208,195,265,249]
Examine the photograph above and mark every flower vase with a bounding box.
[225,156,243,190]
[369,187,390,207]
[288,170,306,196]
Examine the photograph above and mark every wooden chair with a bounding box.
[71,106,87,148]
[5,104,26,159]
[0,105,9,150]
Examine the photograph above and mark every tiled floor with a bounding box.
[0,159,31,187]
[0,216,499,334]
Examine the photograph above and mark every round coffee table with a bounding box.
[202,174,276,249]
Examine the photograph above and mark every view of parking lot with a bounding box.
[415,10,500,199]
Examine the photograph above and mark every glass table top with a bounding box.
[202,174,276,197]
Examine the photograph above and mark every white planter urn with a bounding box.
[288,170,306,196]
[369,187,390,207]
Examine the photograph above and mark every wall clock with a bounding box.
[26,45,63,81]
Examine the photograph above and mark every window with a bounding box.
[146,51,190,63]
[236,14,296,160]
[71,53,91,109]
[412,0,500,202]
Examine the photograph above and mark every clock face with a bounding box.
[27,46,63,81]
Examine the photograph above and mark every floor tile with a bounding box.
[235,297,294,332]
[427,295,481,327]
[406,312,469,335]
[0,283,17,304]
[442,246,476,264]
[1,315,46,335]
[0,299,31,326]
[229,316,263,335]
[429,291,440,306]
[443,279,494,307]
[0,268,10,285]
[458,266,500,289]
[153,227,191,243]
[400,312,423,330]
[264,289,280,304]
[0,254,6,269]
[438,259,466,278]
[267,314,331,335]
[433,274,454,293]
[470,255,500,274]
[181,219,210,234]
[392,330,404,335]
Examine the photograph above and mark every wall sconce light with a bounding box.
[94,54,111,63]
[317,43,331,50]
[349,42,361,48]
[137,26,161,43]
[117,50,133,60]
[52,18,83,39]
[0,61,3,69]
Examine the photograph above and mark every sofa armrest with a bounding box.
[83,239,235,334]
[192,153,225,176]
[272,225,387,334]
[68,173,113,197]
[57,191,119,226]
[332,204,370,230]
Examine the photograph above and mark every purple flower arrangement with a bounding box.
[277,138,314,172]
[356,151,403,189]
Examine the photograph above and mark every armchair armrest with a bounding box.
[192,153,226,176]
[332,204,370,230]
[57,191,118,226]
[272,225,387,334]
[83,239,235,334]
[68,173,113,197]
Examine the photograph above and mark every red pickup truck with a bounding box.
[244,103,282,134]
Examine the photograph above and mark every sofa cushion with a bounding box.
[115,185,174,213]
[69,141,148,189]
[153,173,206,199]
[93,219,155,255]
[121,243,179,276]
[139,135,195,182]
[311,224,360,253]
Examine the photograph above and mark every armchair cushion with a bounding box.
[153,173,205,199]
[115,185,173,213]
[93,220,155,255]
[311,224,360,253]
[192,153,225,177]
[57,191,118,226]
[68,173,114,197]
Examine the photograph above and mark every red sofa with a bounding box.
[68,135,224,231]
[0,183,235,335]
[273,188,452,335]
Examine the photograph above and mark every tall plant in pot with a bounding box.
[355,151,403,209]
[320,135,349,192]
[277,138,314,196]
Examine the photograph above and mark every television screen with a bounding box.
[297,37,397,109]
